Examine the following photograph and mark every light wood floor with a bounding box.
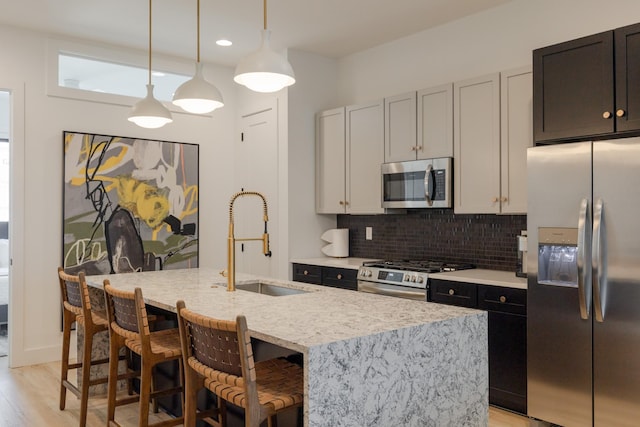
[0,356,530,426]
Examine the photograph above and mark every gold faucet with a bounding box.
[222,191,272,291]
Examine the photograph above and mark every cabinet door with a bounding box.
[533,31,614,143]
[417,83,453,159]
[384,92,417,162]
[615,23,640,133]
[346,101,384,214]
[316,107,346,214]
[454,73,501,214]
[500,67,532,214]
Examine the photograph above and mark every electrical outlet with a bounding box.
[365,227,373,240]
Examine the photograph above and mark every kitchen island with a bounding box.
[86,268,488,426]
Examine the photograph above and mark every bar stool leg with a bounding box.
[106,339,122,424]
[138,359,153,427]
[79,328,94,427]
[59,311,74,410]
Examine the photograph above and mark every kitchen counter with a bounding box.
[86,268,488,426]
[429,268,527,290]
[290,257,376,270]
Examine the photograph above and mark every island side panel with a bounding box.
[306,312,488,426]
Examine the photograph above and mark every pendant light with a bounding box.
[234,0,295,93]
[172,0,224,114]
[128,0,173,129]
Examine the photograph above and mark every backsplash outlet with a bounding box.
[337,210,527,272]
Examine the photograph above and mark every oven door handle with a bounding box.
[358,281,426,300]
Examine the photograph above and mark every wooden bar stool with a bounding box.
[103,281,184,427]
[58,267,116,427]
[176,300,304,427]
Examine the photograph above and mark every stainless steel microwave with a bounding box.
[381,158,452,208]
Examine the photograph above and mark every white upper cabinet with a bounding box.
[384,84,453,163]
[384,92,417,162]
[454,69,532,214]
[346,100,385,214]
[316,101,384,214]
[417,83,454,159]
[454,73,502,214]
[500,66,533,214]
[316,107,346,214]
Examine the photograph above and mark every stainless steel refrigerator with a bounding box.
[527,138,640,427]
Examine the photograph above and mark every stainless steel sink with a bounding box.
[235,282,310,296]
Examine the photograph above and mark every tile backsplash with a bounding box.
[337,210,527,272]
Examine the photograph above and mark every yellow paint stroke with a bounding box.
[116,176,170,230]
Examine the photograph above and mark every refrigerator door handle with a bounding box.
[593,198,606,322]
[577,198,592,320]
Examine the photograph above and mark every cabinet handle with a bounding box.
[337,274,343,280]
[303,270,309,275]
[491,197,499,203]
[345,201,349,206]
[339,201,344,206]
[501,196,508,202]
[499,295,507,303]
[411,146,416,151]
[448,289,455,296]
[417,145,423,151]
[602,111,612,119]
[617,109,626,117]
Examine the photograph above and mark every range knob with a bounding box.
[410,275,417,283]
[404,274,411,282]
[416,276,424,284]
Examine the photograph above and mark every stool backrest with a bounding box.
[103,281,151,349]
[58,267,92,322]
[176,300,259,411]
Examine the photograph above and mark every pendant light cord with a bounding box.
[263,0,267,30]
[147,0,152,85]
[196,0,201,63]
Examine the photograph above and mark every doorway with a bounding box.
[0,90,9,358]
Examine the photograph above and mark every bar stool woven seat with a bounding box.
[177,300,303,427]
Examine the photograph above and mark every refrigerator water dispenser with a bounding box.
[538,227,579,287]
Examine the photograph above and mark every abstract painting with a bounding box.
[62,131,198,275]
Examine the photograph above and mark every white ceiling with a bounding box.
[0,0,513,66]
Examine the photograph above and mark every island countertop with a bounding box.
[86,267,481,353]
[85,267,488,426]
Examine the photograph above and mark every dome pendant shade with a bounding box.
[173,62,224,114]
[128,84,173,129]
[234,29,295,93]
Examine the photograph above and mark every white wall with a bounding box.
[287,50,340,264]
[0,24,236,367]
[337,0,640,105]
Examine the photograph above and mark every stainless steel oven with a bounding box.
[382,157,452,209]
[357,260,474,301]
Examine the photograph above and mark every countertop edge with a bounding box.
[290,257,376,270]
[429,269,527,290]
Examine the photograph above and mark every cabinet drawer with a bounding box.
[429,279,477,308]
[292,264,322,285]
[478,285,526,315]
[322,267,357,291]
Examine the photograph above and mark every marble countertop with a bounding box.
[86,267,482,354]
[290,257,377,270]
[429,269,527,290]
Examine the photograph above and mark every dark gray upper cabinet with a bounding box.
[534,22,640,143]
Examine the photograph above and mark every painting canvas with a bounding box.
[62,131,198,275]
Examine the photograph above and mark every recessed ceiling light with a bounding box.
[216,39,232,47]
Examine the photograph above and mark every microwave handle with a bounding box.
[424,164,434,206]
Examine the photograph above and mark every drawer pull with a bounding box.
[617,109,626,117]
[448,289,455,296]
[603,111,612,119]
[303,270,309,275]
[499,295,507,303]
[337,274,343,280]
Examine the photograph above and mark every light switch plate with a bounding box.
[365,227,373,240]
